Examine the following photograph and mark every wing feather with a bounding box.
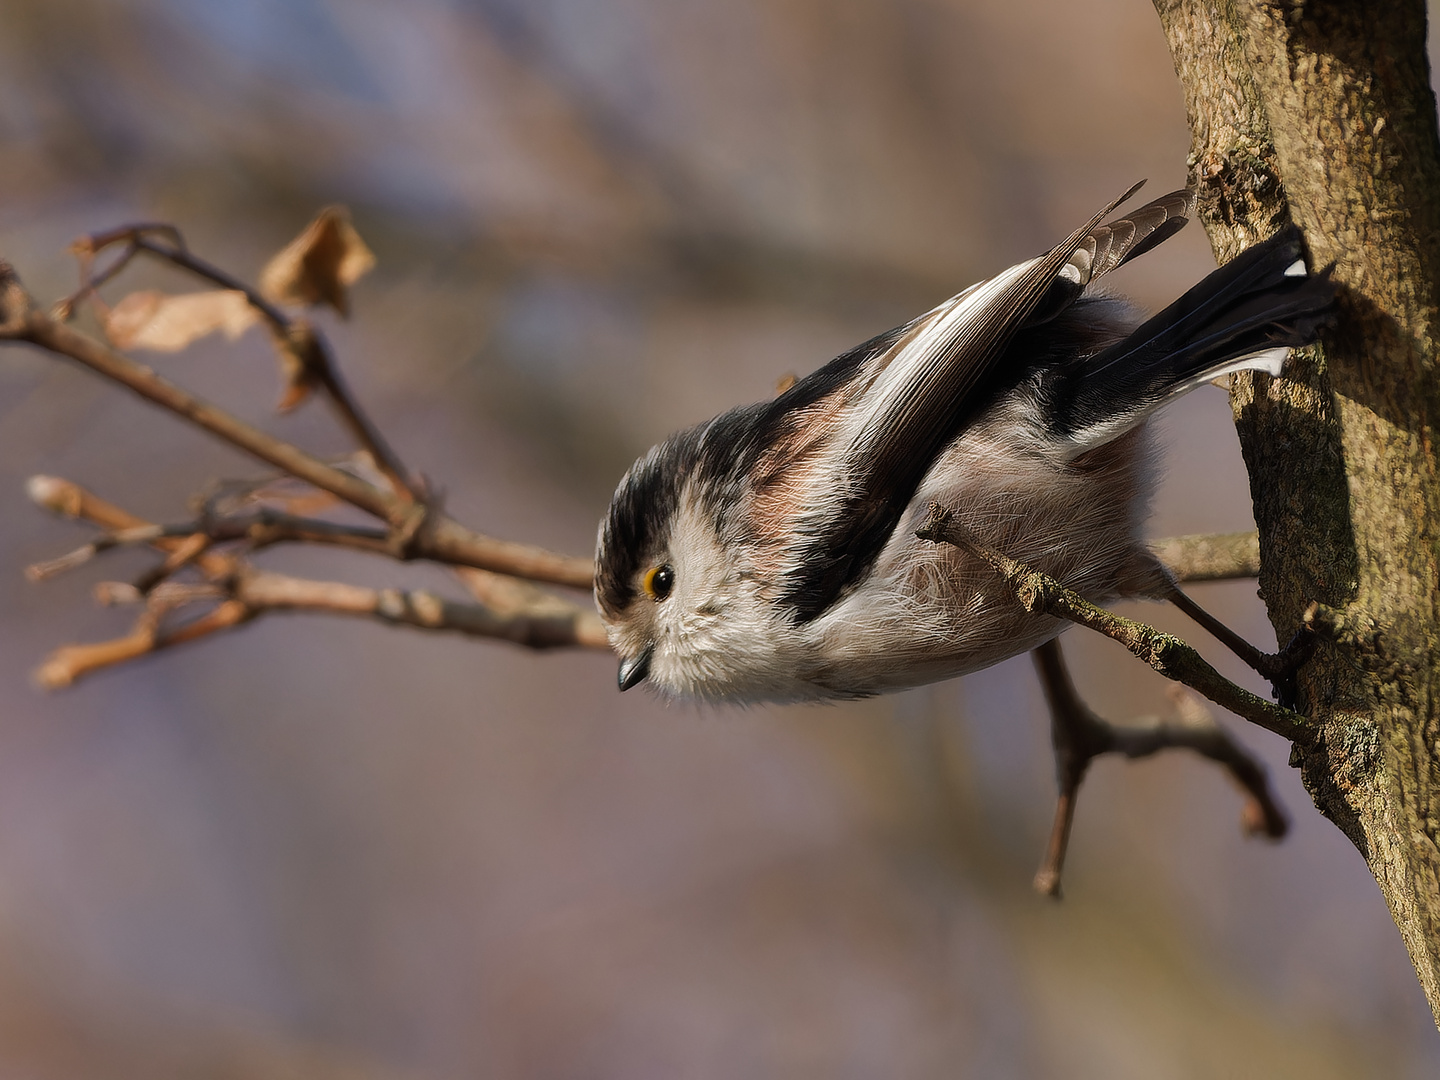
[1067,187,1194,285]
[777,182,1174,620]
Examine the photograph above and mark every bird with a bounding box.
[594,183,1335,703]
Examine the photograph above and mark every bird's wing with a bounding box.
[774,183,1192,621]
[1067,187,1194,286]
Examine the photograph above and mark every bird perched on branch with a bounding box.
[595,183,1335,702]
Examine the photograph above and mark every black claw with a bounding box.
[1262,625,1318,709]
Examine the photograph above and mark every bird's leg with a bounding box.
[1164,585,1315,704]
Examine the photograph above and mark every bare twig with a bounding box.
[37,628,167,689]
[417,518,594,587]
[102,229,289,328]
[915,502,1306,740]
[269,316,419,497]
[35,568,608,689]
[56,225,185,320]
[4,263,594,588]
[25,523,170,581]
[1152,530,1260,582]
[193,508,394,556]
[131,532,213,594]
[27,475,238,576]
[9,285,396,514]
[237,568,608,649]
[63,226,420,500]
[24,476,609,688]
[1029,639,1287,897]
[37,599,253,689]
[1163,584,1315,695]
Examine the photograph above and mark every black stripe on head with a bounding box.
[596,428,703,618]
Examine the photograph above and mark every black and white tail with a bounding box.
[1052,227,1337,450]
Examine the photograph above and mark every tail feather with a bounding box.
[1052,227,1336,450]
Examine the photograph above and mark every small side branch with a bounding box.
[237,569,608,650]
[1152,530,1260,582]
[35,570,608,689]
[24,476,608,689]
[6,274,399,518]
[63,226,418,500]
[4,257,593,589]
[1030,639,1287,897]
[915,503,1305,740]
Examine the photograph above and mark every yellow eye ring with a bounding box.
[643,564,675,601]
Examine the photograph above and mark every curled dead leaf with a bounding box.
[259,206,375,316]
[105,289,259,352]
[269,319,326,413]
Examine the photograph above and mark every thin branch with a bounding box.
[55,235,143,317]
[1152,530,1260,582]
[131,532,214,594]
[26,523,170,581]
[197,509,389,553]
[5,272,397,516]
[270,316,419,498]
[1029,638,1287,898]
[915,502,1306,740]
[1163,584,1314,695]
[129,231,291,329]
[4,264,595,588]
[23,475,608,688]
[35,568,608,689]
[36,600,254,690]
[419,518,595,587]
[27,475,239,577]
[219,514,395,557]
[63,227,421,499]
[37,628,164,689]
[236,568,608,649]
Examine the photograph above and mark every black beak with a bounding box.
[617,646,653,691]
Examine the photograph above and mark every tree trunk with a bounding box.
[1153,0,1440,1025]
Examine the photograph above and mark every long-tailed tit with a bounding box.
[595,184,1335,701]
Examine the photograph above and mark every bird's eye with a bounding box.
[643,564,675,601]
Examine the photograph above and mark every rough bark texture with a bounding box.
[1154,0,1440,1024]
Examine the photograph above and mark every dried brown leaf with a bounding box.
[258,206,375,316]
[105,289,259,352]
[267,320,326,413]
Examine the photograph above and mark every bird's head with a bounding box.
[595,429,772,699]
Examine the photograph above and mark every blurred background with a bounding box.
[1,0,1438,1076]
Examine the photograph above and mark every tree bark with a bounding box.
[1153,0,1440,1024]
